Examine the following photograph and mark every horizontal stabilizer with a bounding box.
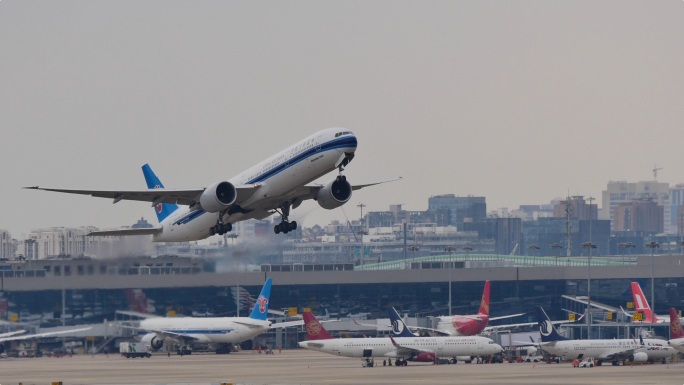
[87,228,162,237]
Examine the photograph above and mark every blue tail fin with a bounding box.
[388,307,418,337]
[536,307,568,342]
[141,164,178,223]
[248,278,272,320]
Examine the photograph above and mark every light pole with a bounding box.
[357,203,366,233]
[444,246,455,316]
[582,241,596,338]
[618,242,635,265]
[550,243,562,266]
[463,246,473,264]
[646,240,660,317]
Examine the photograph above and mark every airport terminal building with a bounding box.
[1,251,683,351]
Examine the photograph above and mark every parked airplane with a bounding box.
[624,281,684,324]
[399,281,523,336]
[26,128,397,242]
[298,310,502,366]
[535,306,675,365]
[667,308,684,353]
[0,327,92,354]
[136,278,288,353]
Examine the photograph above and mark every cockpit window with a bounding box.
[335,131,353,137]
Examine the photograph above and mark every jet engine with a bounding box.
[629,352,648,362]
[199,181,237,212]
[315,177,352,210]
[141,333,164,351]
[410,352,437,362]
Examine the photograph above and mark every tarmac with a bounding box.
[0,350,683,385]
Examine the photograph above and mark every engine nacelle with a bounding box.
[315,177,352,210]
[199,181,237,212]
[629,352,648,362]
[410,351,436,362]
[141,333,164,351]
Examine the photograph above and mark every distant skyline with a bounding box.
[2,1,684,238]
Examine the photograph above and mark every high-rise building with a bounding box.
[612,199,664,234]
[0,230,14,260]
[427,195,486,229]
[601,181,669,231]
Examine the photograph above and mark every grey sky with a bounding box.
[2,1,683,238]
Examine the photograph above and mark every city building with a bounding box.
[601,181,669,232]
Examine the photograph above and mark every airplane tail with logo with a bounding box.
[535,307,568,342]
[670,308,684,339]
[141,164,179,223]
[478,280,491,316]
[302,311,334,340]
[248,278,272,320]
[630,282,657,323]
[388,307,418,337]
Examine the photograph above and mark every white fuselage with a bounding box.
[540,338,675,361]
[668,338,684,353]
[140,316,271,345]
[153,128,357,242]
[298,336,502,359]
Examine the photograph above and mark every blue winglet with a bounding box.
[248,278,272,320]
[141,164,178,223]
[388,307,417,337]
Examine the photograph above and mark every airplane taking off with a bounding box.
[298,310,502,366]
[136,278,289,353]
[667,308,684,353]
[535,307,675,365]
[26,128,397,242]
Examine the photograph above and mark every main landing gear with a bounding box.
[274,203,297,234]
[210,210,232,236]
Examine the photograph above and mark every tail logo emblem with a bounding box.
[392,320,404,334]
[256,296,268,313]
[540,320,553,336]
[154,185,163,213]
[306,320,322,336]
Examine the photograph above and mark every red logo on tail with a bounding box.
[256,296,268,313]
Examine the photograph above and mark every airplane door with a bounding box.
[362,348,373,358]
[332,340,339,352]
[437,339,445,354]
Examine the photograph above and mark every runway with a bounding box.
[0,350,682,385]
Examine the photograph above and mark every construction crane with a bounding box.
[653,165,663,181]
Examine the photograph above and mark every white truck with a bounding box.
[120,342,152,358]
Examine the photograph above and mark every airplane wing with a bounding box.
[285,178,402,210]
[489,313,525,321]
[88,228,162,237]
[115,310,161,319]
[0,330,26,339]
[23,185,260,208]
[388,335,434,358]
[0,327,92,343]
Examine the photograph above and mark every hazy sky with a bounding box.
[2,1,684,239]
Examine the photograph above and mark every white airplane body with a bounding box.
[299,311,502,363]
[27,128,394,242]
[667,307,684,353]
[300,335,502,360]
[138,278,277,350]
[536,307,675,364]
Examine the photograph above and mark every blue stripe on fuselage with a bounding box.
[165,329,234,335]
[172,135,356,227]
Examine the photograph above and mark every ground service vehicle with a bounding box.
[120,342,151,358]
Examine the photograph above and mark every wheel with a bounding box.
[210,227,216,235]
[274,225,281,234]
[291,221,297,230]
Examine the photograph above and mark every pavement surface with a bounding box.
[0,350,683,385]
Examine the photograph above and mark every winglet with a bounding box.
[141,164,179,223]
[247,278,272,320]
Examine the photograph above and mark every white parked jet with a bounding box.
[298,311,502,366]
[26,128,395,242]
[137,278,287,353]
[535,307,675,365]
